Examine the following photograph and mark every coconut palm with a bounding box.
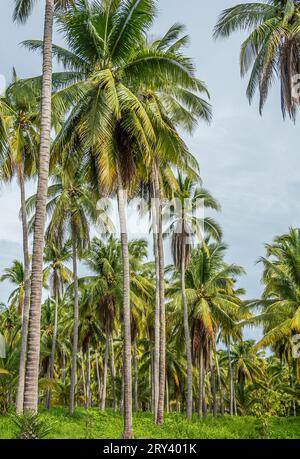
[166,175,222,419]
[26,156,103,415]
[169,240,245,416]
[13,0,77,414]
[214,0,300,120]
[23,0,202,437]
[0,72,40,413]
[43,240,72,408]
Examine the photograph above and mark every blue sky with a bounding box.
[0,1,299,340]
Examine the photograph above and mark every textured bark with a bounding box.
[109,336,117,412]
[214,348,224,415]
[198,349,203,417]
[16,164,31,414]
[46,279,59,409]
[86,346,91,408]
[95,351,101,407]
[101,337,109,410]
[133,338,138,413]
[227,342,234,416]
[69,227,79,415]
[210,352,217,416]
[23,0,54,412]
[154,164,166,426]
[117,183,133,438]
[181,228,193,420]
[152,178,160,421]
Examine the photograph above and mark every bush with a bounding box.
[11,412,54,439]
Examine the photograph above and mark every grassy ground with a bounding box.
[0,408,299,439]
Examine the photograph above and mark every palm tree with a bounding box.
[0,261,26,315]
[26,157,101,415]
[43,240,72,408]
[214,0,300,120]
[167,175,222,419]
[0,73,40,413]
[13,0,75,414]
[169,240,245,416]
[25,0,200,437]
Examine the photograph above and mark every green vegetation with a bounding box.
[0,0,299,440]
[0,409,299,439]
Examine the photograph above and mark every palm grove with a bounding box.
[0,0,299,440]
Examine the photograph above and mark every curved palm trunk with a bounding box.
[117,182,133,439]
[16,163,31,414]
[69,227,79,415]
[154,165,166,426]
[23,0,54,413]
[101,337,109,410]
[152,178,160,421]
[181,220,193,421]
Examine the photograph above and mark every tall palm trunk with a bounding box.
[198,349,203,417]
[16,163,30,414]
[101,337,109,410]
[109,336,117,412]
[214,348,224,415]
[95,350,101,407]
[117,182,133,439]
[152,178,160,421]
[86,346,91,408]
[69,226,79,415]
[46,279,59,409]
[23,0,54,413]
[154,164,166,426]
[210,352,217,416]
[181,227,193,420]
[133,337,138,413]
[227,341,234,416]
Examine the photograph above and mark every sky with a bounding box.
[0,1,299,340]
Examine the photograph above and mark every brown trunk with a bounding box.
[117,182,133,438]
[16,163,31,414]
[133,338,138,413]
[101,337,109,410]
[23,0,54,412]
[69,226,79,415]
[154,163,166,426]
[181,224,193,420]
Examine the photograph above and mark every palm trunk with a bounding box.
[101,337,109,410]
[203,366,207,418]
[109,336,117,412]
[81,350,86,403]
[62,348,66,384]
[69,226,79,415]
[214,348,224,415]
[181,228,193,420]
[198,349,203,417]
[16,163,31,414]
[23,0,54,413]
[47,281,59,409]
[210,352,217,416]
[86,346,91,408]
[227,341,234,416]
[153,164,166,426]
[133,338,138,413]
[165,374,169,413]
[152,178,160,421]
[117,182,133,439]
[95,351,101,407]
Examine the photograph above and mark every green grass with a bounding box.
[0,408,299,439]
